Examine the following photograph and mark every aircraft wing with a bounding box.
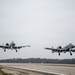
[45,47,60,51]
[0,45,10,49]
[13,45,30,49]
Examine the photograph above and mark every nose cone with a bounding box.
[44,48,47,49]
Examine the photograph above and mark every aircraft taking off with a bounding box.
[0,41,30,52]
[45,43,75,56]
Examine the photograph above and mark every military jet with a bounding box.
[45,43,75,55]
[0,41,30,52]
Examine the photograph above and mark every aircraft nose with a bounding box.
[44,48,47,49]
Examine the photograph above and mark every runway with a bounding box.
[0,63,75,75]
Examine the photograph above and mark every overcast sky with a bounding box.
[0,0,75,59]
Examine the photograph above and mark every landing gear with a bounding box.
[4,50,6,52]
[58,52,60,56]
[70,52,72,55]
[16,50,18,52]
[52,50,54,53]
[70,49,72,56]
[64,51,66,53]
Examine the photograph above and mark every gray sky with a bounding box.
[0,0,75,59]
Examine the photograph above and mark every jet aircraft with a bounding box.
[0,41,30,52]
[45,43,75,55]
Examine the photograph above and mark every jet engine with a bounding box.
[58,46,62,49]
[72,49,75,52]
[12,43,15,47]
[6,43,9,46]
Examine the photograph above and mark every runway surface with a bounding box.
[0,63,75,75]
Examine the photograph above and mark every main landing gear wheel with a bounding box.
[70,53,72,56]
[16,50,18,52]
[4,50,6,52]
[58,53,60,56]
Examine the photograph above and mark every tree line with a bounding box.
[0,58,75,64]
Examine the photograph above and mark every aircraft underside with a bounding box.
[3,49,18,52]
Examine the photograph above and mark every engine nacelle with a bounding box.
[6,43,9,46]
[57,46,62,50]
[72,50,75,52]
[12,43,15,47]
[59,46,62,49]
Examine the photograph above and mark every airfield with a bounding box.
[0,63,75,75]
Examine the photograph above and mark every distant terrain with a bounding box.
[0,58,75,64]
